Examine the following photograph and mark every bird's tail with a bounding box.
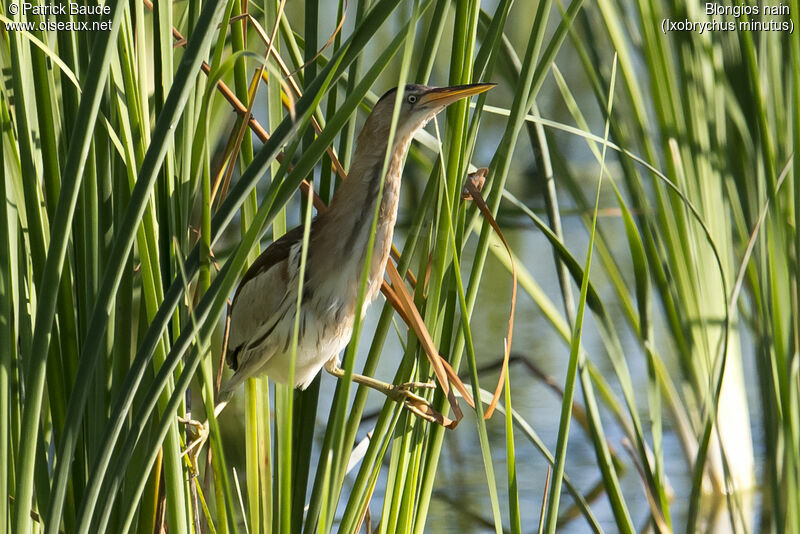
[217,374,243,406]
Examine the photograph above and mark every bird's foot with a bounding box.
[385,381,434,406]
[325,363,448,425]
[386,382,442,424]
[394,381,436,393]
[178,416,209,470]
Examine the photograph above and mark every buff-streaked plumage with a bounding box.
[220,83,494,399]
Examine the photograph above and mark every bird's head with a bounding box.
[366,82,495,142]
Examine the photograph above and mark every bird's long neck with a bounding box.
[313,132,413,299]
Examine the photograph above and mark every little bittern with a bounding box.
[220,83,494,408]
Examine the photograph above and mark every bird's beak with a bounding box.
[418,83,496,108]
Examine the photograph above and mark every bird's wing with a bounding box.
[226,225,305,371]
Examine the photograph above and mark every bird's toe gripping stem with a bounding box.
[387,382,442,424]
[178,416,210,468]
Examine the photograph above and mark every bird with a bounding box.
[218,83,495,412]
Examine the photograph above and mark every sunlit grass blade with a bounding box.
[544,54,633,534]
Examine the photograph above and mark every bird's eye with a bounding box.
[407,94,417,104]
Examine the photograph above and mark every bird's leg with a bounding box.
[324,360,439,423]
[324,359,434,397]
